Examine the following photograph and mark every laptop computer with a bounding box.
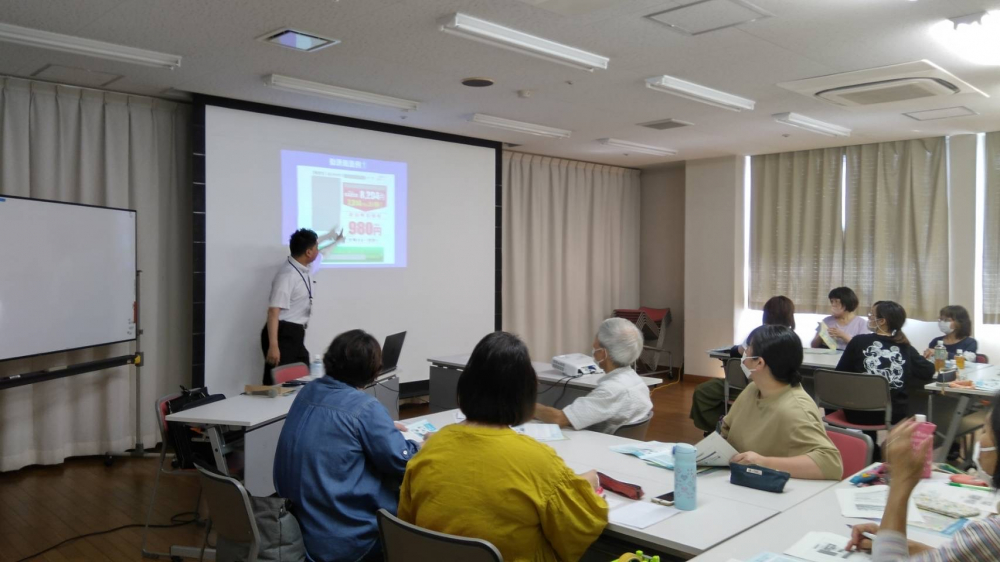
[379,331,406,376]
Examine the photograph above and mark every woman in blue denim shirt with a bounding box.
[274,330,419,562]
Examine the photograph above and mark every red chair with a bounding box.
[976,354,989,364]
[825,425,874,479]
[814,370,892,432]
[272,362,308,384]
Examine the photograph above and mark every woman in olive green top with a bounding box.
[721,325,843,481]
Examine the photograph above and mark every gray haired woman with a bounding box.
[534,317,653,434]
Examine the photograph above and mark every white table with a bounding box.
[165,374,399,496]
[707,347,843,370]
[924,362,999,461]
[428,354,662,412]
[688,466,957,562]
[415,409,837,558]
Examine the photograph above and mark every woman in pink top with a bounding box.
[810,287,869,351]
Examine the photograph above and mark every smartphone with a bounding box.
[651,491,674,506]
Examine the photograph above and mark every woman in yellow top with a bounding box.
[722,325,844,481]
[398,331,608,561]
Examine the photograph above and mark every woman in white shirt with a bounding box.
[810,286,870,351]
[534,318,653,434]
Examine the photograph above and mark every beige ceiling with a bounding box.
[1,0,999,168]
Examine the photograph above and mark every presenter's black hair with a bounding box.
[458,331,537,426]
[324,329,382,387]
[289,228,319,257]
[828,287,860,313]
[747,325,803,387]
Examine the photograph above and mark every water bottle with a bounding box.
[673,443,697,511]
[934,340,947,373]
[310,354,324,378]
[955,349,965,370]
[912,414,936,479]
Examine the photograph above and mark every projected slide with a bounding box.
[281,150,408,267]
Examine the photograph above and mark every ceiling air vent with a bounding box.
[778,60,987,108]
[638,118,693,130]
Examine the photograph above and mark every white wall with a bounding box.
[640,163,686,371]
[684,156,745,378]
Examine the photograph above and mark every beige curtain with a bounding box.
[844,138,948,320]
[502,152,641,361]
[750,148,845,313]
[0,77,191,471]
[984,131,1000,324]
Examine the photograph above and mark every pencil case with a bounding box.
[729,463,790,493]
[598,471,644,500]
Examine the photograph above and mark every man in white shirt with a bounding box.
[260,228,343,384]
[534,318,654,434]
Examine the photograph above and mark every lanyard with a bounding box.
[287,258,313,302]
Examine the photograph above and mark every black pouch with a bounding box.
[729,462,790,493]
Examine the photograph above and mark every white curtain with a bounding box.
[502,152,641,361]
[750,148,845,313]
[844,138,949,320]
[984,131,1000,324]
[0,77,191,472]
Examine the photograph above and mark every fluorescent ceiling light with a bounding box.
[645,75,755,111]
[264,74,420,111]
[598,138,677,156]
[931,11,1000,66]
[772,112,851,137]
[439,13,609,71]
[469,114,571,139]
[0,22,181,69]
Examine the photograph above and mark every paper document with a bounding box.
[694,432,739,467]
[610,442,677,468]
[744,554,801,562]
[836,487,924,523]
[454,411,466,422]
[909,509,971,536]
[511,423,567,442]
[817,322,838,350]
[913,480,998,514]
[401,419,438,442]
[784,532,871,562]
[608,501,680,529]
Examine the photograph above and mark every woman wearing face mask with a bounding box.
[689,296,799,433]
[810,287,870,350]
[720,325,843,480]
[834,301,935,426]
[846,400,1000,560]
[922,305,978,361]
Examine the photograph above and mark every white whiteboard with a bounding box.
[0,196,136,361]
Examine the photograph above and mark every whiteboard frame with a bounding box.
[0,194,138,363]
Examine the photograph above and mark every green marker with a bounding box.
[948,481,992,492]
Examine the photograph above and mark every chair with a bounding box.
[142,393,204,559]
[196,463,261,562]
[614,307,673,378]
[976,354,989,364]
[825,425,874,480]
[377,508,503,562]
[723,358,747,414]
[614,411,654,440]
[272,362,308,384]
[813,370,892,432]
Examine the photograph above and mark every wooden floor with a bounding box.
[0,379,703,562]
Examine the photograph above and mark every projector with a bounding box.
[551,353,603,378]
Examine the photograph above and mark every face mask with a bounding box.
[938,321,953,335]
[740,354,758,380]
[592,348,605,365]
[972,441,997,485]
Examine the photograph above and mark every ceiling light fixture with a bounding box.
[468,114,571,139]
[930,11,1000,66]
[645,75,755,111]
[597,138,677,156]
[439,13,609,71]
[264,74,420,111]
[0,22,181,69]
[772,112,851,137]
